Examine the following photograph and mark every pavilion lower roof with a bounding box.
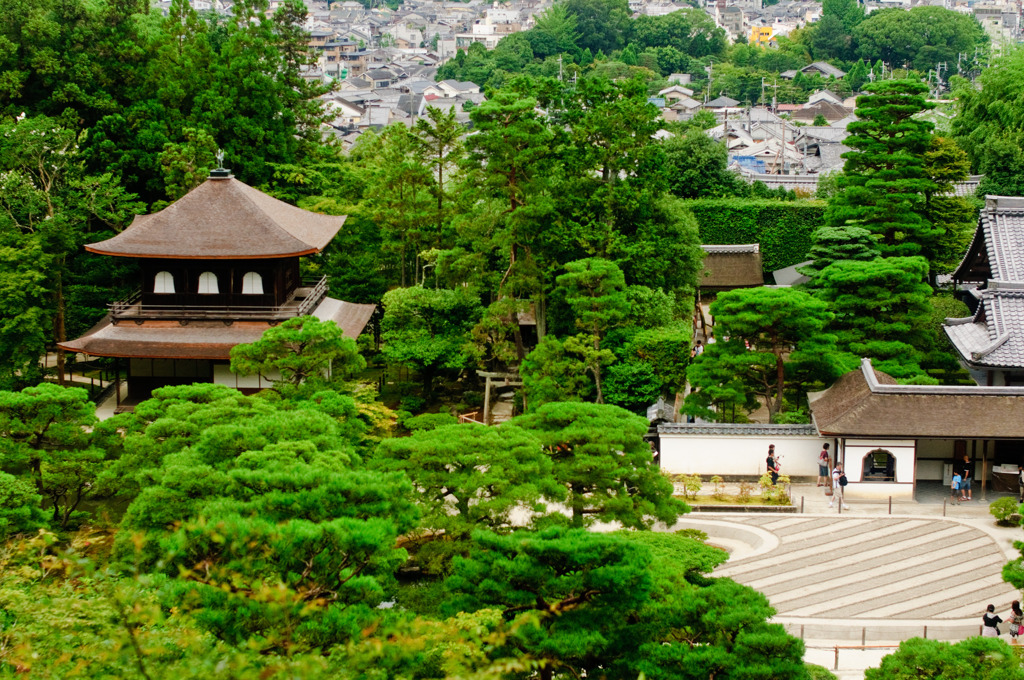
[58,298,375,360]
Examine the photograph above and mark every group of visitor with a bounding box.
[766,443,849,510]
[983,601,1024,643]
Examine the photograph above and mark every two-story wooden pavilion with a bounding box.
[60,169,376,409]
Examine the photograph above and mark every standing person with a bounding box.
[766,445,779,486]
[692,341,704,357]
[983,604,1003,637]
[817,443,831,487]
[961,454,973,502]
[950,470,961,505]
[1007,601,1023,645]
[1018,465,1023,503]
[829,463,849,510]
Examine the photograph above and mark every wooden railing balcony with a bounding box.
[109,276,329,322]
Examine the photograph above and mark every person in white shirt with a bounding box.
[829,463,849,510]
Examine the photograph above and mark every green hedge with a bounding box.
[686,199,826,273]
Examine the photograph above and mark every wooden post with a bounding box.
[834,646,839,671]
[115,358,121,408]
[483,375,492,425]
[982,440,988,501]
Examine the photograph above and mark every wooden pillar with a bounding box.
[483,375,492,425]
[115,358,121,407]
[982,439,989,500]
[912,439,919,502]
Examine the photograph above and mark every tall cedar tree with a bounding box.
[825,79,940,259]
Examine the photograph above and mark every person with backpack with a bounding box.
[829,462,849,511]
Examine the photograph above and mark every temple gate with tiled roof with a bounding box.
[60,168,376,410]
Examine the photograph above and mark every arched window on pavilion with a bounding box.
[198,271,219,295]
[241,271,264,295]
[154,271,175,294]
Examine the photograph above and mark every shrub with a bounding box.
[990,496,1021,526]
[737,481,755,502]
[679,474,702,499]
[403,413,459,431]
[674,528,709,542]
[806,664,838,680]
[400,394,427,412]
[710,475,725,499]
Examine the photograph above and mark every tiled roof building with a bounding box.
[946,196,1024,386]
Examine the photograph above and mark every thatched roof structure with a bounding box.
[809,359,1024,439]
[699,244,763,291]
[87,172,346,259]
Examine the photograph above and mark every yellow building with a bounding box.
[749,26,774,46]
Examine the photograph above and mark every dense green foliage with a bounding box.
[685,288,839,422]
[815,257,935,380]
[0,361,812,678]
[807,2,986,69]
[687,199,826,273]
[1,0,1017,672]
[867,637,1024,679]
[954,49,1024,196]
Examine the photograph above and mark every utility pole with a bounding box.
[705,58,714,104]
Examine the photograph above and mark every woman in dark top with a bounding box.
[983,604,1002,638]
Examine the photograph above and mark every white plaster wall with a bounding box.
[917,459,945,481]
[660,435,828,477]
[844,482,914,501]
[916,439,958,480]
[843,439,915,485]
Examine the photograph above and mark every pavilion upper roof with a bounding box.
[87,173,346,259]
